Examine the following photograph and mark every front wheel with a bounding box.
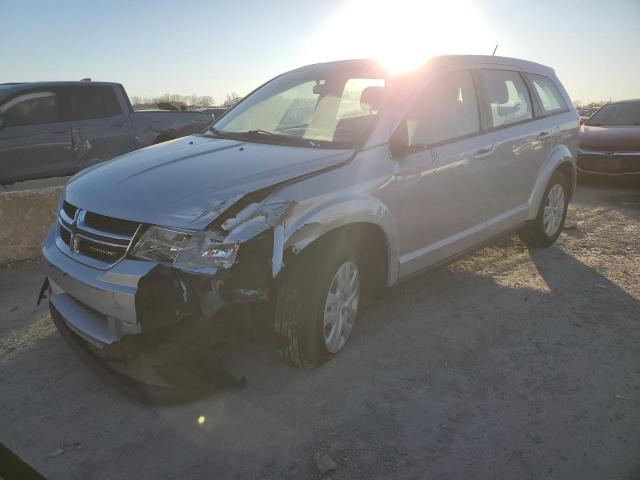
[519,171,569,248]
[273,243,362,369]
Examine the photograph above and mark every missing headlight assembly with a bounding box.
[130,196,296,327]
[132,227,239,274]
[129,196,294,275]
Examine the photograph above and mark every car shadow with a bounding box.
[527,245,640,323]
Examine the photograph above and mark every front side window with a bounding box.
[212,69,387,148]
[0,91,60,127]
[480,69,532,128]
[62,86,121,121]
[587,102,640,126]
[407,69,480,146]
[527,73,567,115]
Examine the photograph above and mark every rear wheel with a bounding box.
[274,241,362,368]
[519,171,569,248]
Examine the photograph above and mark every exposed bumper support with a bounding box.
[49,288,125,347]
[42,228,230,347]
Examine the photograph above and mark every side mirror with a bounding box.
[313,83,327,95]
[389,119,409,159]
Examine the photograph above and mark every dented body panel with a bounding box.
[42,55,579,348]
[64,135,354,229]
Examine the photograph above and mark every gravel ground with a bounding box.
[0,184,639,479]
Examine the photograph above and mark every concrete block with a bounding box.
[0,187,62,264]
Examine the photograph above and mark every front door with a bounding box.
[0,89,73,184]
[393,69,496,277]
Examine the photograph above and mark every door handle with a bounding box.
[50,129,68,134]
[536,131,551,140]
[473,145,495,159]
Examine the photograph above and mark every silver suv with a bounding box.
[43,56,578,373]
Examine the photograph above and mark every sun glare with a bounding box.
[312,0,494,74]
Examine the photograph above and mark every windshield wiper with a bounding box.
[236,129,325,147]
[207,128,347,149]
[206,127,296,143]
[245,129,278,137]
[206,126,233,138]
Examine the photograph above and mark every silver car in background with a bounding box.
[42,55,579,381]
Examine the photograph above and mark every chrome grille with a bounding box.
[57,202,141,268]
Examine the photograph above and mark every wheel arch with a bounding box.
[283,195,400,287]
[527,144,576,220]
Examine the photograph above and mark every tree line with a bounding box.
[130,92,242,109]
[572,100,608,109]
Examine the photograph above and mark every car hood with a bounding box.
[580,125,640,151]
[65,135,354,229]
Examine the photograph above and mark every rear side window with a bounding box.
[0,91,60,127]
[527,73,567,115]
[62,86,121,121]
[479,69,532,128]
[407,69,480,146]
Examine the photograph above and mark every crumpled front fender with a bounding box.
[283,194,400,286]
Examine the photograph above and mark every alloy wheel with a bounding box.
[543,183,566,236]
[323,260,360,354]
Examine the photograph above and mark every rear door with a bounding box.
[474,68,540,227]
[0,89,73,183]
[60,85,134,170]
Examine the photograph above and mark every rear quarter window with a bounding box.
[526,73,568,115]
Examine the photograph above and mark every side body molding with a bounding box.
[283,194,401,286]
[526,144,576,220]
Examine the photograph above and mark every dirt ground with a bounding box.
[1,183,639,480]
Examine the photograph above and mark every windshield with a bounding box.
[211,69,387,148]
[587,102,640,126]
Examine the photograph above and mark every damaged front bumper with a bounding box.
[41,228,241,349]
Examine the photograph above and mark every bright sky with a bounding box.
[2,0,639,104]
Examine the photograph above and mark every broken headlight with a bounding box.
[131,226,239,273]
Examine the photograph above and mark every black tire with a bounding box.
[274,239,364,369]
[519,170,569,248]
